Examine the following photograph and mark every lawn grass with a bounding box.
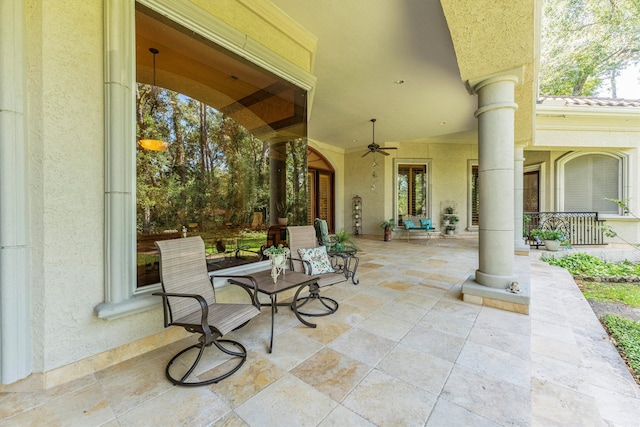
[579,282,640,308]
[601,314,640,384]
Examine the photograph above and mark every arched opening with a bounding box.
[307,148,335,231]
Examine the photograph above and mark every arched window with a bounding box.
[557,152,626,215]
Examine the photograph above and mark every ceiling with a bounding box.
[269,0,478,151]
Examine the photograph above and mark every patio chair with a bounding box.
[153,236,261,386]
[287,225,346,316]
[313,218,335,248]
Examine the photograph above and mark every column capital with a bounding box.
[465,66,525,95]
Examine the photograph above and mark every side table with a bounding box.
[327,247,360,285]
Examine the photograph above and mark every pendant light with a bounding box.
[138,47,169,151]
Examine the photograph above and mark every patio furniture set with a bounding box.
[153,223,359,386]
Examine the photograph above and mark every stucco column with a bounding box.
[269,141,288,225]
[473,74,519,289]
[514,144,528,251]
[0,0,32,384]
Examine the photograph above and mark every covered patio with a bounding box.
[2,236,638,426]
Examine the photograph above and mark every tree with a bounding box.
[539,0,640,97]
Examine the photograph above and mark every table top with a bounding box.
[228,269,318,295]
[328,247,358,256]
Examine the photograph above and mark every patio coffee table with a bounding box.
[227,269,319,353]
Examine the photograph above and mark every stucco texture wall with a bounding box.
[25,0,165,372]
[440,0,539,145]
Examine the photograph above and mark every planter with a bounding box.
[266,249,290,283]
[277,217,288,225]
[544,239,561,251]
[270,253,287,268]
[383,227,392,241]
[446,229,455,236]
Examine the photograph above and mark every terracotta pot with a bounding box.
[384,227,392,241]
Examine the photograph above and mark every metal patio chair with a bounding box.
[287,225,347,316]
[154,236,260,386]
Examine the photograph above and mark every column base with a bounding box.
[463,254,530,314]
[515,243,530,256]
[474,269,516,289]
[462,278,530,314]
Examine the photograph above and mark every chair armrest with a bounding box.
[152,292,211,333]
[210,275,260,309]
[288,255,312,275]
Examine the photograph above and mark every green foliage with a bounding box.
[333,229,359,251]
[264,244,287,255]
[530,228,566,241]
[581,282,640,307]
[540,0,640,96]
[541,252,640,277]
[380,219,395,229]
[601,314,640,383]
[135,84,310,236]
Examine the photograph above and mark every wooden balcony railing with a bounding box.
[524,211,607,246]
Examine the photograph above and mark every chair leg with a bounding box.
[165,338,247,386]
[293,283,338,317]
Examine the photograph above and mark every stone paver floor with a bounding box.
[1,237,639,426]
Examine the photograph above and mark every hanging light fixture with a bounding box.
[139,47,169,151]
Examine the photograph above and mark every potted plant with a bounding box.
[445,225,456,235]
[263,244,290,283]
[530,229,566,251]
[380,218,395,241]
[332,229,358,251]
[263,244,288,265]
[276,202,290,225]
[445,206,455,214]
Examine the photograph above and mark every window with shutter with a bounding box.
[564,154,620,214]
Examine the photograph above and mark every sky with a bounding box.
[597,63,640,99]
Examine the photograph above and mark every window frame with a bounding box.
[393,158,431,223]
[97,0,315,320]
[555,151,628,217]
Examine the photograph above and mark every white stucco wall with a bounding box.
[27,0,166,372]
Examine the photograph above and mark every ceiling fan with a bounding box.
[362,118,397,157]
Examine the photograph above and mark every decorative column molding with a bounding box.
[101,0,136,305]
[514,144,528,252]
[472,72,520,289]
[0,0,32,384]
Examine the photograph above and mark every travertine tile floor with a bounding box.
[2,237,640,426]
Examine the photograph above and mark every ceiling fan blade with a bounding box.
[379,147,397,150]
[379,150,390,156]
[361,151,371,157]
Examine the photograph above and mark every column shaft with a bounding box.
[473,75,518,289]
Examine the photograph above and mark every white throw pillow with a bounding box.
[297,246,334,275]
